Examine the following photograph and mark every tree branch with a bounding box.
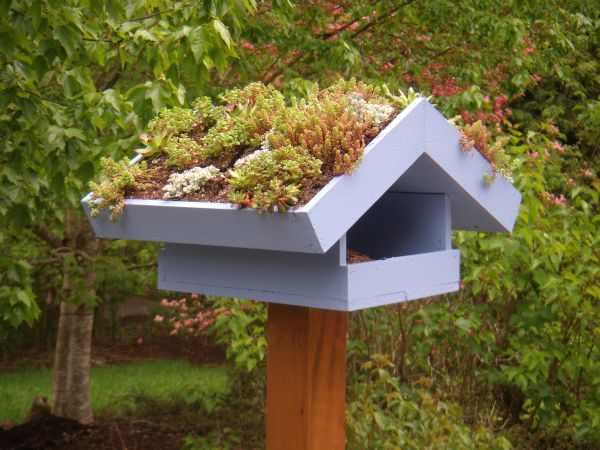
[31,225,64,249]
[351,1,417,38]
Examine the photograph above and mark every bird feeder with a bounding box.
[83,98,521,449]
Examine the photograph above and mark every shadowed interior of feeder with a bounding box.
[346,190,451,261]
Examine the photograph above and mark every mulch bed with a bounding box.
[0,416,190,450]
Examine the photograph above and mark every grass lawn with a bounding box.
[0,359,229,423]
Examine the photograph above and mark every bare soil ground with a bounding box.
[0,416,189,450]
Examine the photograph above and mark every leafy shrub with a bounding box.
[347,355,512,449]
[209,298,267,374]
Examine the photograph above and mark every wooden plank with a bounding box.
[347,249,460,310]
[158,242,350,311]
[158,245,459,311]
[266,304,347,450]
[347,192,450,259]
[81,198,323,253]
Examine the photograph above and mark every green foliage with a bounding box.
[0,260,38,327]
[1,0,261,322]
[347,355,512,449]
[269,81,392,175]
[148,107,198,136]
[209,298,267,374]
[201,82,286,166]
[135,107,199,160]
[228,145,322,212]
[182,431,241,450]
[164,136,203,168]
[91,79,407,214]
[347,124,599,447]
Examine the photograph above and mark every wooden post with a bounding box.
[266,303,347,450]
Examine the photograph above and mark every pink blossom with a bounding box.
[531,74,542,83]
[240,40,255,52]
[543,192,567,206]
[154,315,164,323]
[136,337,143,346]
[551,141,565,153]
[582,168,593,178]
[524,37,535,54]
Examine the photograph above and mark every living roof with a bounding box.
[83,96,521,254]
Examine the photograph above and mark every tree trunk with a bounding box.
[52,303,95,423]
[51,209,98,424]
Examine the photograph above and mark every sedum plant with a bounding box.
[268,80,394,176]
[228,145,322,212]
[457,120,515,184]
[135,107,199,163]
[88,158,155,220]
[200,83,286,167]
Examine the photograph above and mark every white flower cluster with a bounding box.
[234,148,271,168]
[233,128,273,168]
[162,165,220,199]
[346,92,394,127]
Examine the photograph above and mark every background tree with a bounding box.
[0,0,263,423]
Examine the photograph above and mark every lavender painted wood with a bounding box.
[347,192,450,259]
[347,249,460,310]
[158,241,460,311]
[82,200,322,253]
[421,101,521,231]
[158,241,350,310]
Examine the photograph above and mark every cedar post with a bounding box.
[266,303,347,450]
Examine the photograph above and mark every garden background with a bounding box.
[0,1,598,448]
